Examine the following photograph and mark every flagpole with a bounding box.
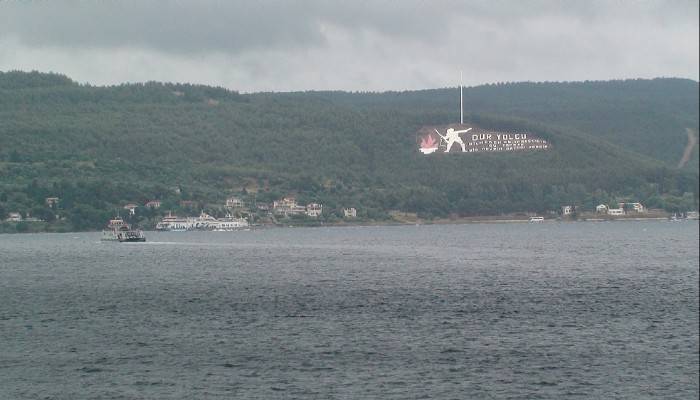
[460,70,463,125]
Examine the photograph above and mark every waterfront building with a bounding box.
[596,204,608,213]
[607,208,625,216]
[6,212,22,222]
[619,202,645,213]
[343,207,357,218]
[561,205,574,216]
[306,203,323,218]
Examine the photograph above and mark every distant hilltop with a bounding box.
[0,71,697,231]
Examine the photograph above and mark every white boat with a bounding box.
[212,214,250,231]
[155,211,249,231]
[155,212,192,231]
[192,211,218,230]
[529,216,544,223]
[101,217,146,242]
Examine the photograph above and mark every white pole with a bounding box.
[460,70,463,124]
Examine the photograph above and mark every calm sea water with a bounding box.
[1,221,698,399]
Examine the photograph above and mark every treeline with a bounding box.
[0,173,696,233]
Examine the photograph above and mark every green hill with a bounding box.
[0,71,697,231]
[280,78,700,169]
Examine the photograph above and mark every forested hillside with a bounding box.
[0,71,697,231]
[276,78,699,168]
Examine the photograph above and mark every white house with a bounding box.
[123,203,138,215]
[225,196,244,209]
[6,212,22,222]
[45,197,60,207]
[306,203,323,218]
[343,207,357,218]
[273,197,306,216]
[596,204,608,213]
[607,208,625,216]
[145,200,161,209]
[561,205,574,216]
[619,202,645,213]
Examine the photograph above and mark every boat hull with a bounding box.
[119,237,146,242]
[101,230,146,242]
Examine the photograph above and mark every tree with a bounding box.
[30,206,56,222]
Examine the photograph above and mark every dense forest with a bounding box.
[0,71,697,232]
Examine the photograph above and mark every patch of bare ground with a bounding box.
[678,128,697,168]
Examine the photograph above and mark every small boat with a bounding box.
[529,216,544,223]
[101,217,146,242]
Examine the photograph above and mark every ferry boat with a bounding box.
[212,214,249,231]
[529,216,544,223]
[155,211,249,231]
[192,211,218,230]
[101,217,146,242]
[155,212,190,231]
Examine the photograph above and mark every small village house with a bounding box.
[145,200,161,209]
[225,196,245,209]
[596,204,608,213]
[343,207,357,218]
[607,208,625,216]
[45,197,60,208]
[6,212,22,222]
[561,205,574,216]
[123,203,138,215]
[306,203,323,218]
[273,197,306,216]
[619,202,645,213]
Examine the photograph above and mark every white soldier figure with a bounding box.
[435,127,472,152]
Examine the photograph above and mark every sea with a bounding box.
[1,221,698,399]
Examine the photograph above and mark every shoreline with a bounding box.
[1,214,693,235]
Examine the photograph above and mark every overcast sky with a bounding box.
[0,0,697,92]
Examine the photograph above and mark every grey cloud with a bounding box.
[0,1,327,53]
[3,0,695,55]
[0,0,697,91]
